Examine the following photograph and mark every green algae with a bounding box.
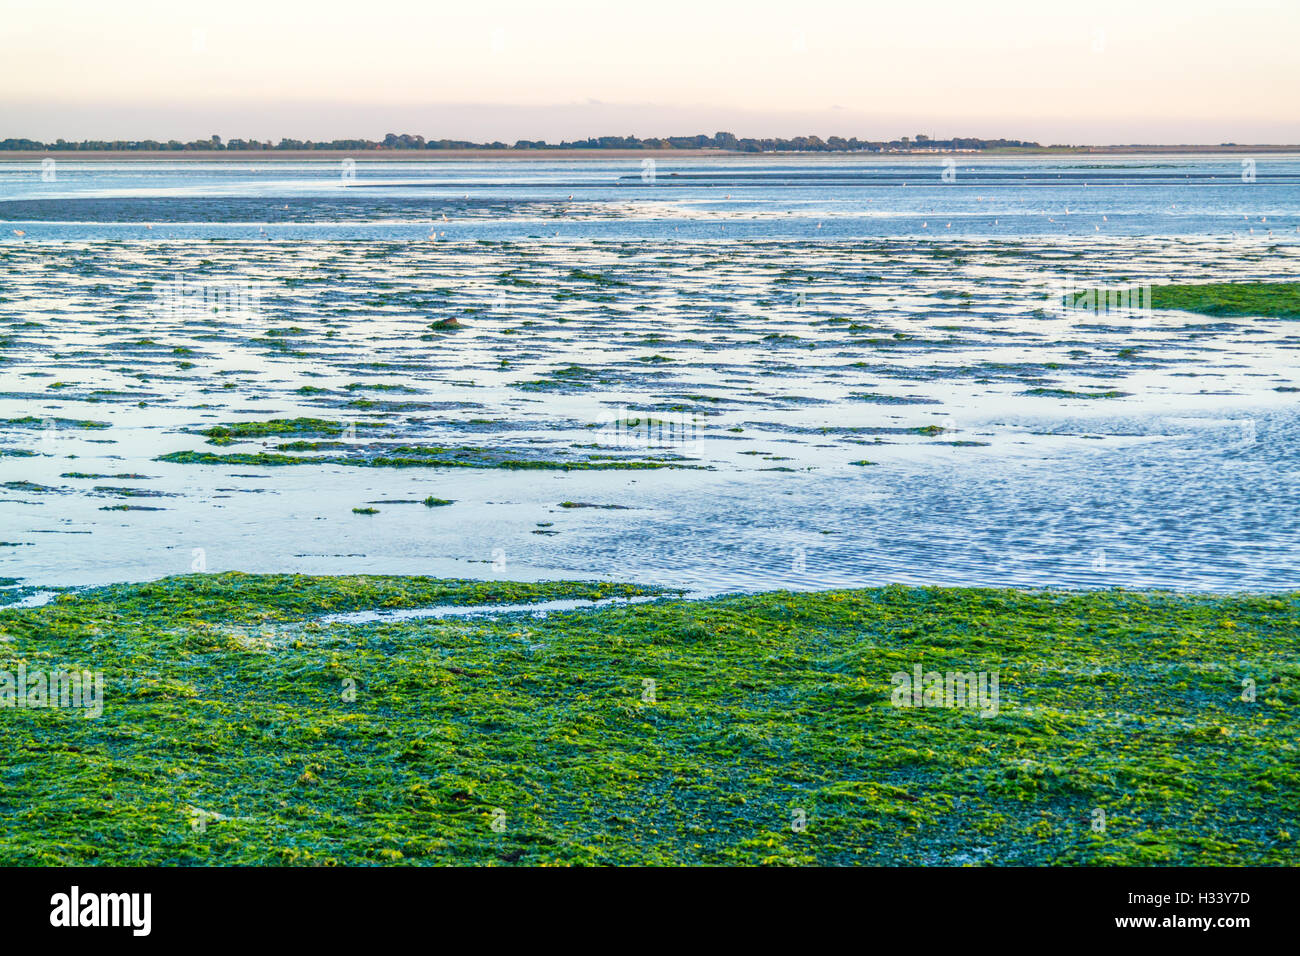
[1022,388,1130,400]
[155,449,698,471]
[0,574,1294,866]
[3,480,61,493]
[1,416,111,430]
[199,418,343,441]
[93,485,170,498]
[567,269,628,287]
[1064,281,1300,319]
[1148,282,1300,319]
[848,392,941,406]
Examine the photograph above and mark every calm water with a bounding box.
[1,155,1297,595]
[3,154,1299,240]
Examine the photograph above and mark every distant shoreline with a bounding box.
[1,145,1298,162]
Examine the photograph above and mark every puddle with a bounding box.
[317,593,677,625]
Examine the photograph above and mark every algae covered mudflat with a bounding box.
[4,235,1300,593]
[1149,281,1300,319]
[1,572,1295,865]
[1067,281,1300,319]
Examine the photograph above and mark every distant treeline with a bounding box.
[0,132,1044,152]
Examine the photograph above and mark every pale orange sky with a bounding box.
[3,0,1297,143]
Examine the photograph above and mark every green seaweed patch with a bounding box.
[2,480,61,493]
[343,383,418,394]
[1149,282,1300,319]
[0,576,1294,864]
[515,364,607,392]
[155,448,700,471]
[1022,388,1130,400]
[567,269,628,287]
[848,393,941,406]
[1,416,110,430]
[274,440,348,452]
[93,485,173,498]
[199,418,343,442]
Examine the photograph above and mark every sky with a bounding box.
[3,0,1297,144]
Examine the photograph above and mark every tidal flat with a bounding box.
[3,236,1300,593]
[0,572,1295,865]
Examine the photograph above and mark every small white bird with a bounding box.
[12,229,24,236]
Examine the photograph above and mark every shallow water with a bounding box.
[318,593,668,625]
[1,156,1297,593]
[4,154,1300,240]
